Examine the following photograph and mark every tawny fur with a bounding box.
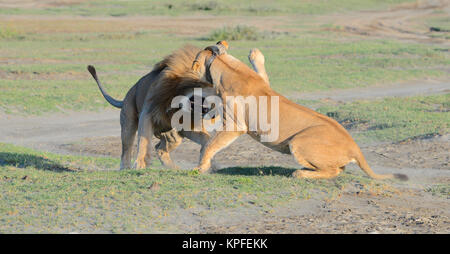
[133,45,269,170]
[89,44,269,170]
[191,48,408,181]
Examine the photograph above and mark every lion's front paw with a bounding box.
[193,165,210,174]
[134,159,147,170]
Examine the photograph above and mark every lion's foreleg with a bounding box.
[194,131,242,173]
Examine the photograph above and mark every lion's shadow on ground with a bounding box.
[0,152,75,172]
[215,166,298,177]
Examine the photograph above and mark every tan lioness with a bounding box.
[190,46,408,180]
[88,43,269,170]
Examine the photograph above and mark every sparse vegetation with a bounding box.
[317,94,450,143]
[0,0,418,16]
[426,184,450,199]
[426,15,450,39]
[204,25,261,41]
[0,142,391,233]
[0,31,447,115]
[190,1,220,11]
[0,25,24,40]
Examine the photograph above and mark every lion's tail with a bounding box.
[354,148,408,181]
[87,65,123,108]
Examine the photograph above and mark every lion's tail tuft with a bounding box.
[354,149,408,181]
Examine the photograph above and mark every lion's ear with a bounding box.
[217,40,229,50]
[192,61,201,72]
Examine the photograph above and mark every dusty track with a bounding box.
[330,0,450,44]
[0,14,288,36]
[1,79,448,157]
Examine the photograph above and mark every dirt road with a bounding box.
[330,0,449,45]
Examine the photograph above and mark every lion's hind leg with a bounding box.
[289,131,346,179]
[291,166,343,179]
[248,48,269,85]
[135,111,154,169]
[119,108,138,170]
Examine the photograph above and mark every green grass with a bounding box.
[0,143,120,171]
[0,0,416,16]
[316,94,450,143]
[426,15,450,40]
[0,0,447,115]
[427,16,450,31]
[203,25,287,41]
[0,30,447,115]
[0,142,394,233]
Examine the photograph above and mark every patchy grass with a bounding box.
[204,25,262,41]
[202,25,287,41]
[426,15,450,40]
[0,29,447,115]
[0,142,394,233]
[0,143,120,171]
[0,24,25,40]
[0,0,447,115]
[316,94,450,143]
[426,184,450,199]
[0,0,417,16]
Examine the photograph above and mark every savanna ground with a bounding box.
[0,0,449,233]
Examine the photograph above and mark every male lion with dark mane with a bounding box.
[87,42,269,170]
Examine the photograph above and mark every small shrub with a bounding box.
[426,184,450,199]
[190,1,219,11]
[97,31,146,40]
[232,177,254,185]
[205,25,261,41]
[0,25,24,40]
[188,169,200,176]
